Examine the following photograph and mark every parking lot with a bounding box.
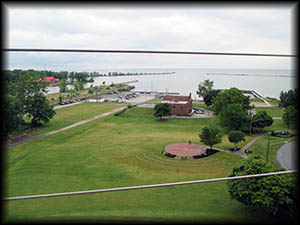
[87,91,156,104]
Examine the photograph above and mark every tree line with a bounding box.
[278,89,298,128]
[154,79,297,153]
[198,79,298,130]
[3,69,175,84]
[3,69,94,84]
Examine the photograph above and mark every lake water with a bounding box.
[47,68,296,99]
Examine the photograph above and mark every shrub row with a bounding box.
[193,149,219,159]
[164,152,177,158]
[114,108,127,116]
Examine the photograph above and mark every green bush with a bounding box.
[88,88,95,94]
[114,108,127,116]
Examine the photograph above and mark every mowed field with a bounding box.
[29,102,127,136]
[3,104,284,223]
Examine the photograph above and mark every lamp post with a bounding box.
[249,115,264,135]
[266,136,270,162]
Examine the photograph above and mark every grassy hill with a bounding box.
[3,106,292,223]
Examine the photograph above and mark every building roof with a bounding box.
[45,76,55,81]
[162,95,191,102]
[161,100,188,104]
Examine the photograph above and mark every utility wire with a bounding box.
[3,170,297,201]
[3,48,297,57]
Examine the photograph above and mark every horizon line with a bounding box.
[3,48,297,57]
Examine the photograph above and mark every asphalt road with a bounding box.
[276,140,298,170]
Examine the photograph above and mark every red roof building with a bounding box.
[45,76,55,81]
[45,77,60,83]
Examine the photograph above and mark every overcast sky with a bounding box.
[4,3,296,71]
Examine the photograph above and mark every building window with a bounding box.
[172,106,176,109]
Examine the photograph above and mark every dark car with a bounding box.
[193,108,204,114]
[280,130,289,135]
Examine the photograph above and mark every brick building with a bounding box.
[162,93,193,116]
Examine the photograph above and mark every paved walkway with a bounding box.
[215,133,266,159]
[240,133,266,158]
[276,140,298,170]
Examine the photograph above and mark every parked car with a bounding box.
[193,108,205,114]
[280,130,289,135]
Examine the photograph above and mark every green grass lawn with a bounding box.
[255,106,284,118]
[250,97,265,103]
[28,102,126,136]
[265,97,279,106]
[192,102,214,111]
[3,107,293,223]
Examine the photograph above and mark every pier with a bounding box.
[134,91,180,96]
[218,89,271,106]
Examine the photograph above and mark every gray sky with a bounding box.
[4,3,296,71]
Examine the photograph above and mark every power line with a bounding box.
[3,170,297,201]
[3,48,297,57]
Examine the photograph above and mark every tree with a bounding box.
[252,111,273,129]
[197,79,214,99]
[279,89,298,108]
[227,155,297,216]
[73,81,80,92]
[154,103,171,120]
[74,72,89,82]
[199,126,223,149]
[219,104,249,130]
[16,72,56,127]
[228,130,245,150]
[58,79,68,93]
[2,94,24,136]
[282,105,298,128]
[212,88,251,115]
[69,71,76,83]
[203,89,221,106]
[28,95,56,127]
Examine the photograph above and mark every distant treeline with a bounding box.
[91,71,175,77]
[3,69,93,83]
[3,69,175,83]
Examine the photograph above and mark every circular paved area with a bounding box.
[165,143,206,157]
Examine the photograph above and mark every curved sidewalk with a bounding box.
[276,140,298,170]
